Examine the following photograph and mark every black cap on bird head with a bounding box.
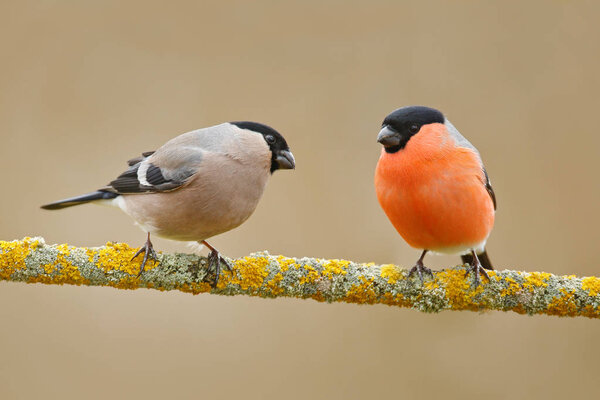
[377,106,445,153]
[230,121,296,173]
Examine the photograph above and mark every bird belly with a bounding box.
[119,159,269,242]
[375,152,494,254]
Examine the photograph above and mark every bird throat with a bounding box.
[384,145,402,153]
[384,136,412,153]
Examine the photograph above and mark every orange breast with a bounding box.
[374,124,494,253]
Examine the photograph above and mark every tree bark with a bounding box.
[1,237,598,318]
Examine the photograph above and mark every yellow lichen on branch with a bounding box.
[1,237,599,318]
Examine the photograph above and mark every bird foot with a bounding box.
[206,249,232,288]
[131,234,159,276]
[408,260,433,284]
[198,241,233,288]
[464,257,490,288]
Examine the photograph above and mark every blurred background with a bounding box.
[1,1,599,399]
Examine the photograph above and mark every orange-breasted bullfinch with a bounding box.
[374,106,496,286]
[42,121,295,286]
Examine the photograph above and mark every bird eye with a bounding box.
[408,124,420,134]
[265,135,276,144]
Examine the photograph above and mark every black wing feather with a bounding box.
[109,163,142,192]
[42,150,190,210]
[108,162,190,194]
[127,151,155,166]
[110,176,144,193]
[146,164,167,186]
[483,168,496,210]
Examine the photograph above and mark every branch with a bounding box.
[1,237,599,318]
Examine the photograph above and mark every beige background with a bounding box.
[1,1,599,399]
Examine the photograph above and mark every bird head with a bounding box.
[230,121,295,173]
[377,106,445,153]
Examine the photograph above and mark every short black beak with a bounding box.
[377,126,401,147]
[275,150,295,170]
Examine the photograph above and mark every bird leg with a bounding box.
[131,232,158,276]
[200,240,233,288]
[464,249,490,287]
[408,250,433,284]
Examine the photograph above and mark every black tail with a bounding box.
[461,250,493,270]
[41,191,119,210]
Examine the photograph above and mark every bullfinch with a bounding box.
[42,121,295,286]
[374,106,495,286]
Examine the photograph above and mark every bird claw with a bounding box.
[408,261,433,285]
[131,234,159,276]
[464,258,490,288]
[219,254,233,273]
[195,241,232,288]
[187,247,231,287]
[204,249,232,288]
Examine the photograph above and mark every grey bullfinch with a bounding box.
[42,121,295,286]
